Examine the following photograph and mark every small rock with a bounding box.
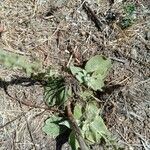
[4,76,12,82]
[131,48,138,59]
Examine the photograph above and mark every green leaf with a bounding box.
[59,120,71,128]
[86,76,104,91]
[81,121,93,143]
[69,131,80,150]
[85,102,99,121]
[82,120,90,133]
[70,65,83,75]
[85,55,111,74]
[75,72,84,83]
[42,116,68,137]
[0,49,41,75]
[90,116,110,142]
[92,68,109,80]
[124,3,136,15]
[85,127,96,143]
[44,77,68,106]
[83,55,111,91]
[70,65,87,83]
[79,90,93,101]
[119,17,133,29]
[80,103,110,144]
[73,104,82,120]
[70,55,111,91]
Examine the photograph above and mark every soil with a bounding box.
[0,0,149,150]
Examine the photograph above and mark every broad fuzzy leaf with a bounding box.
[79,90,93,101]
[81,103,110,144]
[70,55,111,91]
[70,65,87,83]
[85,127,96,143]
[85,102,99,120]
[85,55,111,74]
[85,75,104,91]
[89,116,110,142]
[42,116,68,137]
[70,65,83,75]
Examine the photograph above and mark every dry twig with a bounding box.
[82,1,103,31]
[0,113,25,130]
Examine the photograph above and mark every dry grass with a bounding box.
[0,0,150,149]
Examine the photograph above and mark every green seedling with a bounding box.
[0,50,118,149]
[119,3,136,29]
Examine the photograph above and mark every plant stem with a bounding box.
[67,101,89,150]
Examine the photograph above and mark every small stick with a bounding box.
[109,57,127,64]
[0,113,25,130]
[17,98,37,150]
[4,89,63,114]
[82,1,103,31]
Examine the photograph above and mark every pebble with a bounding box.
[131,48,138,59]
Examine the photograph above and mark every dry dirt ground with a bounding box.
[0,0,150,150]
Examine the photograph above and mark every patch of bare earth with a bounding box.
[0,0,149,149]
